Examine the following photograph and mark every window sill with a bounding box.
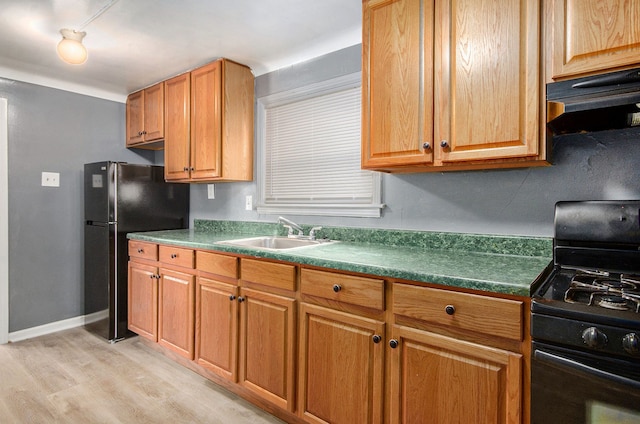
[257,203,385,218]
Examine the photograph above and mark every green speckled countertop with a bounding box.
[128,220,552,297]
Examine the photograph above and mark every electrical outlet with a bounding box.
[207,184,215,199]
[41,172,60,187]
[245,195,252,210]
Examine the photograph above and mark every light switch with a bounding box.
[245,195,252,210]
[41,172,60,187]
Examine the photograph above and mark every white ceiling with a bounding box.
[0,0,362,102]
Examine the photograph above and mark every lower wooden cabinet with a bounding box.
[195,276,238,381]
[128,261,159,341]
[238,287,297,412]
[129,242,529,424]
[158,268,195,359]
[389,325,522,424]
[298,302,385,424]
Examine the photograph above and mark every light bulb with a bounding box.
[57,29,87,65]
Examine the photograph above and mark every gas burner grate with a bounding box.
[564,269,640,312]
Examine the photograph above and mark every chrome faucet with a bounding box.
[278,216,304,237]
[278,216,323,240]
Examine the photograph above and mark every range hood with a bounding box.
[547,67,640,135]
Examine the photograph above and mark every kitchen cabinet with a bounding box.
[157,246,195,360]
[548,0,640,80]
[238,259,297,412]
[163,72,190,180]
[195,251,239,382]
[389,325,522,424]
[298,268,385,424]
[164,59,254,182]
[391,283,525,424]
[128,241,159,341]
[128,241,531,424]
[362,0,545,172]
[126,82,164,148]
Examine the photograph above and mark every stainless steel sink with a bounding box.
[219,236,335,251]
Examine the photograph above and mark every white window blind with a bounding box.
[257,73,383,217]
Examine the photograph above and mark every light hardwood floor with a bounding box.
[0,327,285,423]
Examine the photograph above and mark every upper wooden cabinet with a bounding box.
[126,82,164,148]
[362,0,546,172]
[164,59,254,182]
[549,0,640,80]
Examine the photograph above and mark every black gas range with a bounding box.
[530,201,640,424]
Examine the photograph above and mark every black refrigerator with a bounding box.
[84,162,189,342]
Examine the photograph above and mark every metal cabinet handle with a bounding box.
[440,140,449,148]
[422,142,431,150]
[137,248,144,253]
[445,305,455,315]
[332,284,342,293]
[389,339,399,349]
[229,295,236,301]
[372,335,382,344]
[238,296,245,303]
[170,253,178,259]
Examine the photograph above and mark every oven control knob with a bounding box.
[623,333,639,355]
[582,327,607,349]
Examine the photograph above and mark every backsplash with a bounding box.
[194,219,552,258]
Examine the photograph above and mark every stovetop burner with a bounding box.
[564,270,640,312]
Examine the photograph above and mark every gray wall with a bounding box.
[1,78,155,332]
[190,45,640,237]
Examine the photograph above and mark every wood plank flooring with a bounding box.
[0,327,285,423]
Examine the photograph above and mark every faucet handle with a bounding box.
[309,226,323,240]
[282,225,295,236]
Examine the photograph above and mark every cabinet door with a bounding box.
[158,268,195,359]
[127,261,158,341]
[238,287,296,412]
[298,303,385,424]
[362,0,434,170]
[190,61,222,180]
[435,0,540,163]
[551,0,640,79]
[389,325,522,424]
[143,82,164,141]
[195,277,238,382]
[164,72,191,181]
[126,90,144,146]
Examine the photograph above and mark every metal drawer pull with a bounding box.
[445,305,455,315]
[170,253,178,259]
[332,284,342,293]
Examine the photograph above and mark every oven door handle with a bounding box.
[535,350,640,390]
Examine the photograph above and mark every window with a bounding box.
[256,73,383,217]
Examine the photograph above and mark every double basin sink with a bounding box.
[219,236,336,251]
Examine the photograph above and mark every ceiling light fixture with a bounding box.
[57,29,87,65]
[56,0,120,65]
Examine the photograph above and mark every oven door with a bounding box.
[532,341,640,424]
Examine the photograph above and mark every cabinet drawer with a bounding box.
[129,241,158,261]
[240,259,296,291]
[159,245,195,269]
[301,268,384,311]
[196,251,238,279]
[393,284,523,341]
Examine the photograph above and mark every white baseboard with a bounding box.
[8,310,108,343]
